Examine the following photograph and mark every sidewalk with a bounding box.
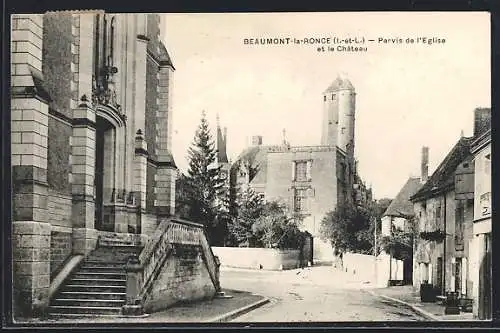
[14,289,269,325]
[367,285,476,321]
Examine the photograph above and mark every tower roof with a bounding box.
[323,76,355,93]
[216,121,229,164]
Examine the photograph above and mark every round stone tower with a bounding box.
[321,75,356,153]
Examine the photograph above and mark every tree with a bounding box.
[252,201,305,249]
[184,111,225,244]
[379,215,419,261]
[227,186,264,247]
[319,201,381,256]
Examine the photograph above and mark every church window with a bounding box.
[324,96,326,101]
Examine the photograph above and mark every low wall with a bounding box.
[212,247,300,270]
[342,252,376,282]
[375,253,404,288]
[144,245,216,313]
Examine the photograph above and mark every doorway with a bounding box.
[479,233,492,320]
[94,116,116,231]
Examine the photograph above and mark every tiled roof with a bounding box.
[232,145,281,185]
[410,137,473,201]
[323,76,355,93]
[383,177,422,217]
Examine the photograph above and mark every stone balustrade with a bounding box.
[123,218,221,315]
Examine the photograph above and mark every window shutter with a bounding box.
[306,160,312,181]
[292,161,296,181]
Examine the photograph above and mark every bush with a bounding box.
[251,201,304,250]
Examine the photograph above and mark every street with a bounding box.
[220,265,425,322]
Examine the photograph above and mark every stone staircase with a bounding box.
[48,246,141,318]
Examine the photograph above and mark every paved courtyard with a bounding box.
[220,265,426,322]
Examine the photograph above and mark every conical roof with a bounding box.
[324,75,355,93]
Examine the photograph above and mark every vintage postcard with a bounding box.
[9,11,491,325]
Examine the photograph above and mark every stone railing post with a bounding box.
[122,254,144,316]
[214,255,222,292]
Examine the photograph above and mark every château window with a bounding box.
[295,161,307,181]
[294,188,308,212]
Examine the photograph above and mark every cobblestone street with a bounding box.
[220,266,425,322]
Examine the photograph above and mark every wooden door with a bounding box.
[436,257,443,294]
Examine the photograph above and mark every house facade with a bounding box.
[231,76,372,262]
[469,126,491,319]
[411,108,490,301]
[11,12,181,318]
[377,175,422,287]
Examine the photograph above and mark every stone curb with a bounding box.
[206,297,271,323]
[366,290,439,321]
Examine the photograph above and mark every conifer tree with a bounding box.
[185,111,225,243]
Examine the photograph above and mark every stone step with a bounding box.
[49,305,122,315]
[79,265,126,272]
[51,298,126,308]
[48,313,120,319]
[74,272,126,280]
[85,255,131,263]
[62,284,126,293]
[58,291,126,300]
[69,278,126,286]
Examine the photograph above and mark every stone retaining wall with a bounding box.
[212,247,301,270]
[144,244,216,313]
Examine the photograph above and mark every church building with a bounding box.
[11,12,220,319]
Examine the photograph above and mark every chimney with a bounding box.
[421,146,429,184]
[252,135,263,146]
[473,108,491,137]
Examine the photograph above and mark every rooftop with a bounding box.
[410,137,473,202]
[323,76,355,93]
[383,177,422,218]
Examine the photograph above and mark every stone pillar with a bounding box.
[154,62,176,216]
[11,13,51,319]
[71,103,97,254]
[135,18,148,137]
[131,130,147,233]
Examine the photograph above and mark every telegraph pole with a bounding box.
[374,215,378,286]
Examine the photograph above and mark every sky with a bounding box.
[162,12,490,200]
